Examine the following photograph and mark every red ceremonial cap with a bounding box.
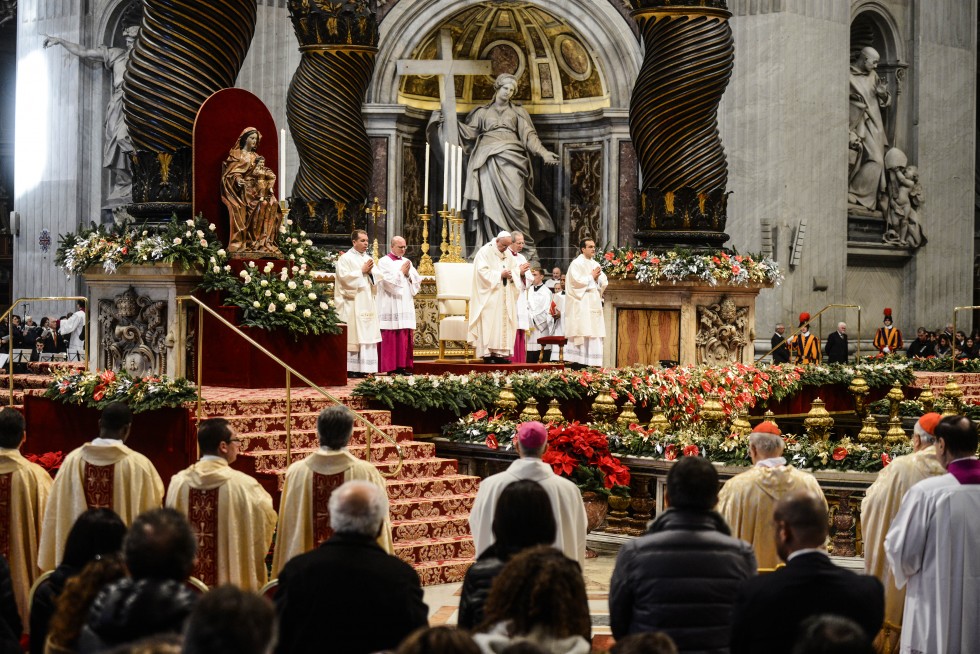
[799,312,810,324]
[752,421,782,436]
[516,421,548,450]
[914,412,941,439]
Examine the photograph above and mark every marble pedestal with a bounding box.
[82,264,203,377]
[602,278,771,368]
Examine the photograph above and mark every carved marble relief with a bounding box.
[567,145,603,253]
[695,297,749,366]
[401,141,424,261]
[98,287,168,376]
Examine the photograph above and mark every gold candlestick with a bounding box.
[417,206,435,276]
[440,207,464,263]
[438,205,451,261]
[365,196,387,265]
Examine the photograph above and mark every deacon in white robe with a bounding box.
[58,301,86,360]
[376,236,422,374]
[564,238,608,367]
[884,416,980,654]
[548,281,566,358]
[468,232,521,362]
[334,229,381,375]
[507,231,533,363]
[468,421,587,566]
[525,268,553,363]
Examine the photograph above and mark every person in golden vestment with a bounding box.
[166,418,276,591]
[272,405,392,576]
[717,421,827,569]
[0,408,52,625]
[37,402,164,571]
[861,412,946,653]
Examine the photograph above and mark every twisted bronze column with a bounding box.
[287,1,378,244]
[630,0,734,248]
[122,0,257,220]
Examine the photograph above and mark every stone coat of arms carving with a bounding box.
[695,297,749,365]
[98,287,167,376]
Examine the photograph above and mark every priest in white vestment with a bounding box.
[334,229,381,376]
[885,415,980,654]
[468,231,521,363]
[166,418,276,591]
[469,421,587,566]
[38,402,164,571]
[564,238,608,367]
[376,236,421,374]
[547,280,565,359]
[58,301,86,361]
[507,231,533,363]
[525,267,553,363]
[861,412,946,650]
[0,408,52,624]
[272,405,392,575]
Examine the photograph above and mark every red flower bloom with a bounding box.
[485,434,498,450]
[604,251,614,260]
[92,384,106,402]
[471,409,488,421]
[665,444,677,461]
[832,447,848,461]
[683,444,700,457]
[98,370,116,384]
[881,453,891,466]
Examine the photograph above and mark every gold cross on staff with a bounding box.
[366,197,387,263]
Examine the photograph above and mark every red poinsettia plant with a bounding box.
[543,422,631,497]
[25,451,64,477]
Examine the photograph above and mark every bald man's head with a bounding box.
[774,491,828,561]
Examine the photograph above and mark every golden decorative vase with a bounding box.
[857,415,882,445]
[942,375,963,416]
[647,408,670,434]
[542,399,565,425]
[496,381,518,419]
[731,410,753,437]
[885,416,907,447]
[849,373,870,418]
[762,410,778,430]
[591,390,618,422]
[804,398,834,442]
[886,383,905,420]
[918,387,935,413]
[617,401,640,428]
[605,493,632,534]
[700,396,726,431]
[519,398,541,423]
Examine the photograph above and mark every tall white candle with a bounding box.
[279,128,286,199]
[423,142,430,206]
[443,141,450,207]
[455,145,463,211]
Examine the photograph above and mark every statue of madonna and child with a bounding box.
[221,127,284,257]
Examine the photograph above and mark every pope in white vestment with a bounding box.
[468,232,521,362]
[335,230,382,375]
[376,237,421,373]
[564,239,608,367]
[468,422,587,566]
[885,436,980,654]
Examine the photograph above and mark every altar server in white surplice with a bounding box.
[885,415,980,654]
[468,231,521,363]
[564,238,608,367]
[334,229,381,376]
[376,236,421,374]
[507,231,533,363]
[525,267,553,363]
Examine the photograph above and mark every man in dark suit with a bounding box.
[825,322,849,364]
[771,323,790,363]
[274,480,428,654]
[731,491,883,654]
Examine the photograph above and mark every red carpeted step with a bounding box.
[374,457,460,480]
[236,425,413,453]
[241,442,437,473]
[392,515,471,541]
[394,535,476,566]
[389,494,476,521]
[197,395,371,417]
[385,475,480,499]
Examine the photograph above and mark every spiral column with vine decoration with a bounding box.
[629,0,734,248]
[122,0,257,221]
[287,1,378,245]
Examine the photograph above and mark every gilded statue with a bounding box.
[221,127,284,256]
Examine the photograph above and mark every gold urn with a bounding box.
[803,398,834,442]
[591,389,618,422]
[857,415,883,445]
[647,408,670,434]
[918,387,935,413]
[731,410,753,437]
[519,398,541,423]
[762,410,779,430]
[542,399,565,424]
[884,415,908,447]
[941,375,963,416]
[886,384,905,420]
[849,372,870,418]
[617,401,640,428]
[700,396,726,431]
[495,381,519,419]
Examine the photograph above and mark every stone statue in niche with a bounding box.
[43,25,139,205]
[696,297,749,365]
[221,127,284,257]
[848,46,891,212]
[882,148,925,249]
[98,287,168,377]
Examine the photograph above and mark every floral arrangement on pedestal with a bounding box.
[43,368,197,413]
[55,215,342,337]
[598,247,782,287]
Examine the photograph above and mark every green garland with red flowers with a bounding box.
[43,368,196,413]
[598,247,782,287]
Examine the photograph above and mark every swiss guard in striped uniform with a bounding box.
[873,308,903,355]
[791,312,822,364]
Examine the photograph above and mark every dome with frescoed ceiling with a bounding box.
[398,2,609,114]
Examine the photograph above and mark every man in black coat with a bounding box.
[610,456,757,652]
[771,323,791,364]
[825,322,849,364]
[275,480,428,654]
[731,491,883,654]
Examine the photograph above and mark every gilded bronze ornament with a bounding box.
[804,398,834,442]
[543,399,565,425]
[941,375,963,416]
[495,381,518,419]
[519,398,541,423]
[617,401,640,428]
[857,415,882,445]
[849,372,870,418]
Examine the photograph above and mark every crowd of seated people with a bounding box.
[0,306,86,371]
